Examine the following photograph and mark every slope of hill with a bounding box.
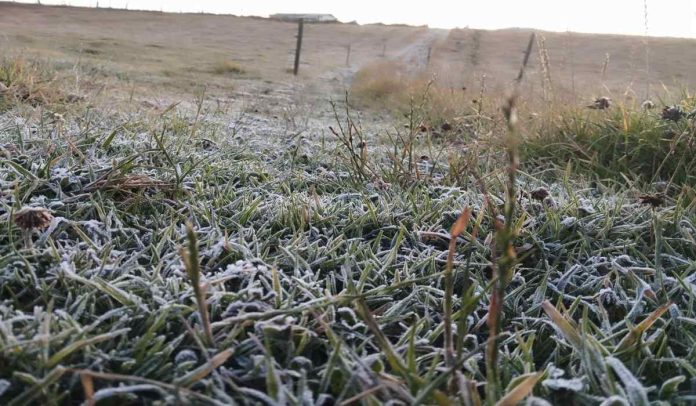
[1,2,695,101]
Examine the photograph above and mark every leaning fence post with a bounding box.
[426,46,432,65]
[293,19,304,75]
[345,44,351,66]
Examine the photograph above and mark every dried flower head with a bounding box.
[66,93,85,103]
[530,187,550,201]
[639,193,665,208]
[502,95,518,128]
[14,207,53,230]
[661,106,685,122]
[588,97,611,110]
[52,113,65,123]
[543,196,558,210]
[641,100,655,110]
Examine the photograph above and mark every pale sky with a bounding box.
[15,0,696,38]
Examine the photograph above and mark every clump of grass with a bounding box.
[0,56,66,109]
[210,60,245,75]
[521,100,696,185]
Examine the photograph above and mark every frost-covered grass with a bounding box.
[1,57,696,405]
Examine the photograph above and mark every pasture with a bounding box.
[1,2,695,405]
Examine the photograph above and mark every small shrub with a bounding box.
[211,60,245,75]
[350,60,405,105]
[82,48,101,55]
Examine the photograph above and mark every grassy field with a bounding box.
[1,3,696,405]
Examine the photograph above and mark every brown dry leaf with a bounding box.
[495,372,543,406]
[616,302,671,352]
[451,207,472,238]
[175,348,234,387]
[638,193,665,208]
[80,372,95,406]
[541,300,583,348]
[86,174,172,193]
[14,207,53,230]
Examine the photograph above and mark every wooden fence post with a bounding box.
[293,19,304,75]
[345,44,351,66]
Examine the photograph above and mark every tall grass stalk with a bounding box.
[180,222,214,347]
[653,211,666,298]
[601,53,610,84]
[443,208,472,369]
[485,32,535,404]
[536,35,552,103]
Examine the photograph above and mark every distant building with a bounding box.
[270,13,338,23]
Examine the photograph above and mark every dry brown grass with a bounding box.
[5,2,695,105]
[350,60,475,128]
[349,60,406,104]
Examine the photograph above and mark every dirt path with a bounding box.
[393,29,450,72]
